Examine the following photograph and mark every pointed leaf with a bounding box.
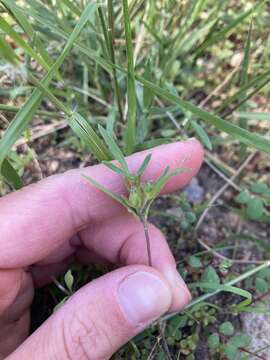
[64,270,74,292]
[1,159,23,190]
[98,125,128,172]
[82,174,127,208]
[191,120,212,150]
[137,154,152,177]
[102,161,125,175]
[0,1,98,168]
[68,113,110,162]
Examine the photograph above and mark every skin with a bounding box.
[0,139,204,360]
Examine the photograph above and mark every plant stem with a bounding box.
[161,260,270,322]
[158,321,173,360]
[140,214,152,267]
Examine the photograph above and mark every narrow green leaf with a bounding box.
[0,2,98,168]
[190,282,252,305]
[82,174,127,208]
[0,36,19,65]
[28,73,71,115]
[123,0,136,154]
[137,154,152,177]
[239,20,252,159]
[61,0,81,16]
[0,17,50,70]
[150,166,170,198]
[219,69,270,114]
[195,0,265,56]
[99,2,123,121]
[102,161,126,175]
[162,261,270,322]
[240,20,252,86]
[67,113,110,162]
[98,125,128,172]
[135,75,270,156]
[1,159,23,190]
[191,120,212,150]
[2,0,34,37]
[235,112,270,121]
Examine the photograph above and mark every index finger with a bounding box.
[0,139,203,268]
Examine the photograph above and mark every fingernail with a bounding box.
[165,268,192,306]
[185,137,199,145]
[118,271,171,325]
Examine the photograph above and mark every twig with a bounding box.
[158,321,173,360]
[197,238,268,265]
[199,66,240,108]
[239,347,267,360]
[51,276,71,296]
[195,151,256,232]
[147,339,159,360]
[204,158,240,191]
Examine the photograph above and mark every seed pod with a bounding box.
[128,187,141,208]
[143,181,154,199]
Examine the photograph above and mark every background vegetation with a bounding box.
[1,0,270,358]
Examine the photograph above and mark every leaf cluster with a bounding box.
[83,126,183,220]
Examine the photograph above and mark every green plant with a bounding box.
[1,1,270,358]
[83,125,183,266]
[235,182,270,222]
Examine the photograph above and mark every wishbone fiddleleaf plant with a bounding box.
[82,125,183,267]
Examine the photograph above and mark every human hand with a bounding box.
[0,139,203,360]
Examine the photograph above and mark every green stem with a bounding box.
[161,260,270,322]
[140,214,152,267]
[0,104,62,118]
[107,0,124,123]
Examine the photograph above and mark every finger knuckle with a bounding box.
[63,312,113,360]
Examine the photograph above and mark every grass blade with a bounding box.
[189,282,251,307]
[234,112,270,121]
[191,120,212,150]
[195,0,265,57]
[0,36,19,65]
[162,261,270,321]
[1,159,23,190]
[137,154,152,177]
[239,20,252,159]
[0,1,98,169]
[0,16,50,71]
[122,0,136,154]
[135,75,270,156]
[98,125,128,172]
[67,113,110,162]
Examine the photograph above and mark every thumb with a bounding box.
[8,265,189,360]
